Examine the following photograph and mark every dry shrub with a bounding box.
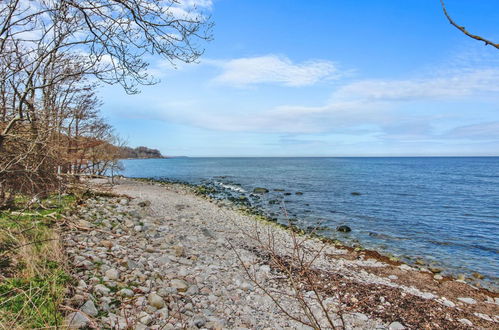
[228,206,348,329]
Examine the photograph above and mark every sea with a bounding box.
[119,157,499,289]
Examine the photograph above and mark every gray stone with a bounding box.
[77,219,93,228]
[105,268,119,281]
[80,300,98,317]
[148,293,165,308]
[389,321,405,330]
[157,256,170,266]
[474,313,493,321]
[170,279,189,292]
[193,317,207,328]
[459,319,473,326]
[94,284,110,296]
[186,285,199,295]
[118,288,134,297]
[457,297,477,304]
[139,312,153,325]
[399,264,412,271]
[253,187,269,194]
[64,312,90,329]
[442,299,455,308]
[156,307,169,319]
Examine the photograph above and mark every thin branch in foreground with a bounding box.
[440,0,499,50]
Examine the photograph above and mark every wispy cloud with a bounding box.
[146,66,499,142]
[178,0,213,9]
[208,55,342,87]
[445,121,499,140]
[332,68,499,102]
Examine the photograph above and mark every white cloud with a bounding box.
[209,55,341,87]
[179,0,213,8]
[333,68,499,102]
[148,67,499,138]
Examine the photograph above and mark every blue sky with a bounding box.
[101,0,499,157]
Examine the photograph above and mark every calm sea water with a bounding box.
[120,157,499,288]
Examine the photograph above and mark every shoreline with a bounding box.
[61,177,498,328]
[129,176,498,292]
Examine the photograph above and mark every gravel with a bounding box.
[60,178,498,329]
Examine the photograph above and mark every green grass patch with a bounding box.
[0,194,76,329]
[0,270,71,328]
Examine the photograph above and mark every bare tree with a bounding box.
[0,0,212,205]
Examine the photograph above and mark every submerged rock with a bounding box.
[295,192,303,195]
[472,272,485,279]
[253,187,269,194]
[337,225,351,233]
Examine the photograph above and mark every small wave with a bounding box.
[214,181,246,193]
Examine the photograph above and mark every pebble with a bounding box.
[389,321,406,330]
[105,268,119,280]
[474,313,493,321]
[157,307,169,319]
[170,279,189,292]
[148,293,165,308]
[118,288,134,297]
[62,185,491,330]
[101,240,113,249]
[94,284,110,296]
[399,264,412,271]
[80,300,98,317]
[459,318,473,326]
[65,312,90,329]
[429,267,442,273]
[457,297,477,304]
[441,299,455,308]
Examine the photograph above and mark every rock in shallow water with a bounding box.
[337,225,351,232]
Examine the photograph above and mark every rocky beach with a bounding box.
[62,178,499,329]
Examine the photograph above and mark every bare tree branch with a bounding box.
[440,0,499,50]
